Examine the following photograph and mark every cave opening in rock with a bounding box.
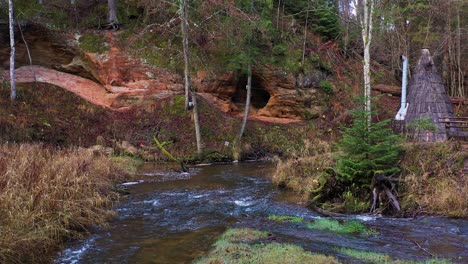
[232,74,271,110]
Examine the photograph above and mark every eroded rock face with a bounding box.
[82,33,183,98]
[193,66,327,120]
[1,28,327,120]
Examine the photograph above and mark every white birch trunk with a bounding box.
[9,0,15,101]
[108,0,118,26]
[179,0,202,155]
[239,64,252,140]
[237,0,255,143]
[358,0,374,130]
[180,0,190,111]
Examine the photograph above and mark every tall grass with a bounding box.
[400,142,467,217]
[273,138,334,200]
[0,143,129,263]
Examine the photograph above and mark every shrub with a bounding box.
[319,80,334,95]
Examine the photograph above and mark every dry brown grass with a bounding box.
[272,139,335,200]
[399,142,467,218]
[0,143,129,263]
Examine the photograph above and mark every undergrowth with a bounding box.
[0,143,130,263]
[399,142,467,217]
[273,138,335,200]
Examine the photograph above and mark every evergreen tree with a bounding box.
[283,0,342,40]
[335,109,402,184]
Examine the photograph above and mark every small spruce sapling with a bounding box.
[334,109,402,185]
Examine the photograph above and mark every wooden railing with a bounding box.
[439,117,468,139]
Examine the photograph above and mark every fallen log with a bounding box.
[306,202,346,217]
[372,84,401,96]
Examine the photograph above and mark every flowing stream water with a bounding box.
[56,162,467,264]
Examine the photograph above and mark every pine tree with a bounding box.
[335,109,402,184]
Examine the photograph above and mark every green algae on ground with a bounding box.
[337,247,452,264]
[306,219,378,236]
[338,247,391,263]
[194,228,340,264]
[268,215,304,223]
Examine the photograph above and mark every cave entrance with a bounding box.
[232,74,270,110]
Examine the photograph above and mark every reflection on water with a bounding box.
[56,162,468,264]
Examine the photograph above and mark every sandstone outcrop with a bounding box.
[1,29,329,121]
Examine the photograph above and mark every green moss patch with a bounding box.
[195,228,340,264]
[219,228,268,243]
[306,219,378,236]
[79,33,109,53]
[268,215,304,223]
[338,248,390,263]
[337,247,452,264]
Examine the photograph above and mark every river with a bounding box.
[56,162,467,263]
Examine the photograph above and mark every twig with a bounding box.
[17,21,36,82]
[407,238,435,257]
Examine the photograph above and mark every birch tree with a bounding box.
[179,0,202,155]
[9,0,16,101]
[238,0,255,141]
[108,0,119,28]
[355,0,374,130]
[238,64,252,140]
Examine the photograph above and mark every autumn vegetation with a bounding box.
[0,144,133,263]
[0,0,467,262]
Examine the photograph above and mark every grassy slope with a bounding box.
[0,82,312,161]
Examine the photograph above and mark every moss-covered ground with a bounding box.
[194,228,340,264]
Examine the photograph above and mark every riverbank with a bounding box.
[0,143,138,263]
[54,162,466,263]
[272,140,467,218]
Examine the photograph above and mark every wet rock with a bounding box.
[117,141,139,155]
[296,70,327,88]
[88,145,114,155]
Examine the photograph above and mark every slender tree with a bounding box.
[179,0,202,155]
[180,0,190,111]
[8,0,15,101]
[355,0,374,130]
[238,0,255,141]
[108,0,119,28]
[238,64,252,140]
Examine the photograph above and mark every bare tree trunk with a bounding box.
[179,0,202,155]
[357,0,374,130]
[108,0,118,27]
[301,0,310,69]
[191,88,202,155]
[180,0,190,111]
[9,0,15,101]
[239,64,252,140]
[456,6,464,98]
[276,0,281,29]
[238,0,254,143]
